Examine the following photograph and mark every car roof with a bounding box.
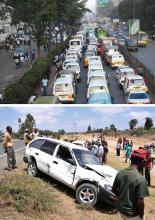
[126,75,143,80]
[89,80,108,87]
[31,138,88,151]
[89,71,106,77]
[54,77,73,84]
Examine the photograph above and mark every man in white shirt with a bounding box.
[98,145,104,162]
[32,128,39,139]
[42,76,48,96]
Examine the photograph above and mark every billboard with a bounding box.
[129,19,140,36]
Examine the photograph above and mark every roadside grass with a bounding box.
[0,173,59,218]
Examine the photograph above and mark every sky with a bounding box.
[0,106,155,133]
[86,0,97,14]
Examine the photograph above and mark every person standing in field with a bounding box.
[32,128,40,139]
[112,149,149,220]
[116,142,121,156]
[3,126,17,171]
[125,144,132,163]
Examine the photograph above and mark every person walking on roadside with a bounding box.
[42,76,48,96]
[112,149,149,220]
[125,144,132,163]
[116,142,121,156]
[24,129,32,145]
[98,144,104,163]
[3,126,17,171]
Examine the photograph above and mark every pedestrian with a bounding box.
[24,129,32,145]
[3,126,17,171]
[14,56,20,68]
[112,149,149,220]
[125,144,132,163]
[102,140,108,163]
[20,55,25,65]
[28,95,37,104]
[42,76,48,96]
[91,142,98,157]
[116,142,121,156]
[32,128,39,139]
[97,144,104,163]
[31,48,35,60]
[144,147,152,186]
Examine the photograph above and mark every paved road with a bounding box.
[75,58,126,104]
[0,139,25,156]
[0,42,47,95]
[0,139,25,175]
[132,41,155,74]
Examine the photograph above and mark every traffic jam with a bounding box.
[52,26,151,105]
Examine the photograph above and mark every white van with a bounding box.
[69,39,82,54]
[53,76,76,103]
[74,34,84,46]
[123,75,148,94]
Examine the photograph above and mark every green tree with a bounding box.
[58,129,65,135]
[129,119,138,130]
[19,114,36,134]
[144,117,153,136]
[87,125,92,133]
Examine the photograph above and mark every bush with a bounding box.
[3,39,70,104]
[0,174,57,214]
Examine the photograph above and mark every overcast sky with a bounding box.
[0,106,154,133]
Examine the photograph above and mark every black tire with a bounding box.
[76,183,98,206]
[27,161,38,177]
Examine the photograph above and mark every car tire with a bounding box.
[27,161,38,177]
[76,183,98,206]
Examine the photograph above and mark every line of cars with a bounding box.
[115,65,150,104]
[52,34,83,103]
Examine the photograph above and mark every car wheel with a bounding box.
[76,183,98,205]
[27,161,38,177]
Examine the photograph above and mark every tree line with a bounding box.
[2,0,88,53]
[118,0,155,31]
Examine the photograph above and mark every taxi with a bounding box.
[110,53,125,68]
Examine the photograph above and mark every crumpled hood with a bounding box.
[85,164,118,185]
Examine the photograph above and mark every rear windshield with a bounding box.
[66,65,78,70]
[130,79,144,86]
[55,84,72,92]
[71,41,80,46]
[129,93,148,99]
[90,86,107,93]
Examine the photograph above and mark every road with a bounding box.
[75,58,126,104]
[0,139,25,156]
[132,41,155,75]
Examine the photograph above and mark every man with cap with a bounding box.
[112,149,149,220]
[3,126,17,170]
[24,129,32,145]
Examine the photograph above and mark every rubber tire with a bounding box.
[27,161,38,177]
[76,183,98,206]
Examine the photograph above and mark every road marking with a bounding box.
[0,147,25,158]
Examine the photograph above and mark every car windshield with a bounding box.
[67,65,78,70]
[131,79,144,86]
[90,86,107,94]
[55,83,72,92]
[73,149,101,166]
[129,93,148,99]
[71,41,80,46]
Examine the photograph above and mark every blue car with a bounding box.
[88,93,114,104]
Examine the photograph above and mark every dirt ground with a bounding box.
[0,134,155,220]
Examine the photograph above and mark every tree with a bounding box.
[87,125,92,133]
[58,129,65,135]
[110,124,117,137]
[19,114,36,134]
[144,117,153,136]
[129,119,138,131]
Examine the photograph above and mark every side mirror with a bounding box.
[66,158,76,166]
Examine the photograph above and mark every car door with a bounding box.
[36,140,58,174]
[51,145,76,187]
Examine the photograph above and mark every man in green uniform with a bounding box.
[112,149,149,220]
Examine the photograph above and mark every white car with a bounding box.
[23,138,117,206]
[73,140,87,148]
[118,67,135,88]
[87,80,109,99]
[88,67,104,78]
[62,60,78,70]
[66,63,81,81]
[87,71,107,86]
[126,90,151,104]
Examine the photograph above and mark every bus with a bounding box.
[97,28,108,39]
[137,31,149,47]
